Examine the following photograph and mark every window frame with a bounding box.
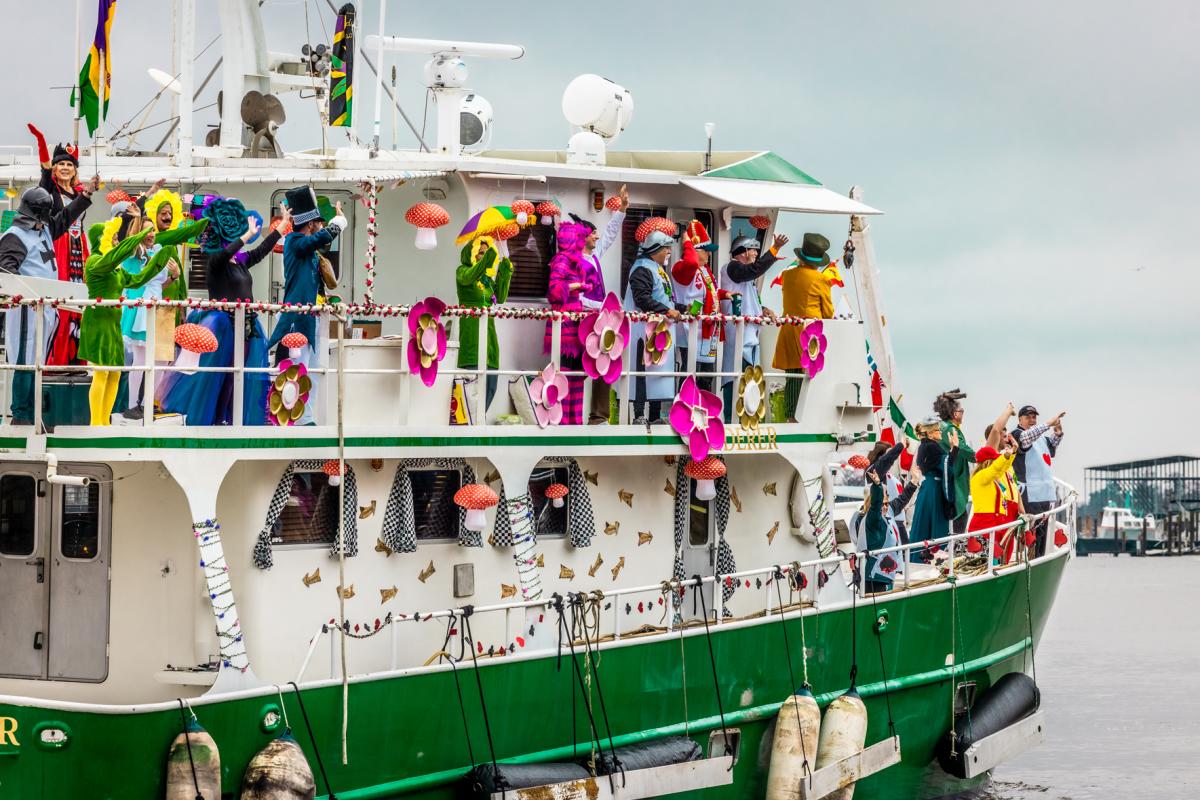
[58,481,104,562]
[410,467,465,544]
[528,464,571,539]
[686,479,714,549]
[271,470,343,550]
[0,471,40,559]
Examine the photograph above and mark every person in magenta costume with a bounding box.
[544,218,593,425]
[574,185,627,422]
[158,197,283,425]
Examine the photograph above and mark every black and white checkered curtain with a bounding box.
[254,460,359,570]
[672,456,735,616]
[380,459,480,552]
[545,457,596,548]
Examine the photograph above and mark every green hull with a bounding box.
[0,555,1066,800]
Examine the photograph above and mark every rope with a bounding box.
[460,608,502,793]
[440,616,479,769]
[288,681,338,800]
[551,594,608,779]
[575,593,622,787]
[692,575,734,770]
[773,567,812,778]
[1023,546,1039,692]
[848,558,859,691]
[947,578,959,757]
[791,562,810,687]
[273,685,292,732]
[176,699,203,800]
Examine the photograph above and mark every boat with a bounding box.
[1076,505,1159,556]
[0,3,1077,798]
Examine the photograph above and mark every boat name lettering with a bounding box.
[729,426,778,451]
[0,717,18,747]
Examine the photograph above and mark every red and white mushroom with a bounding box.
[544,483,569,508]
[174,323,218,374]
[535,201,560,226]
[493,222,521,241]
[454,483,499,531]
[323,459,343,487]
[634,217,678,243]
[846,454,870,471]
[512,199,536,226]
[685,456,726,501]
[405,202,450,251]
[281,331,309,360]
[604,195,623,212]
[749,214,772,230]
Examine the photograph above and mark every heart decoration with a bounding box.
[966,537,983,554]
[1043,453,1053,466]
[1054,530,1069,548]
[880,556,897,574]
[1024,530,1037,547]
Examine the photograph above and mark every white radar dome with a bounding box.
[561,74,633,141]
[566,130,606,166]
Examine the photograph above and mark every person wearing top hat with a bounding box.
[623,230,681,424]
[771,233,835,422]
[719,230,788,420]
[268,187,344,424]
[671,219,728,393]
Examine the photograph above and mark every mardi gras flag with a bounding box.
[73,0,118,136]
[329,4,356,127]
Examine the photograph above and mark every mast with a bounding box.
[848,187,899,422]
[175,0,195,169]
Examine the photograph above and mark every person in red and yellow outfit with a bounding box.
[670,220,728,392]
[968,445,1023,563]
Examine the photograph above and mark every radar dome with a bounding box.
[561,74,633,140]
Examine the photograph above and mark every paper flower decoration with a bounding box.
[405,202,450,250]
[406,296,447,387]
[544,483,569,508]
[847,454,870,470]
[535,201,560,225]
[454,483,499,531]
[269,360,312,426]
[174,323,218,374]
[512,199,536,226]
[749,214,772,230]
[323,459,343,488]
[280,332,309,360]
[579,292,629,385]
[605,195,622,212]
[634,217,678,243]
[493,222,521,241]
[642,319,672,366]
[800,320,828,378]
[685,456,726,501]
[670,375,726,461]
[529,362,569,428]
[735,364,767,429]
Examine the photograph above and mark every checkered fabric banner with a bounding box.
[254,460,358,570]
[672,456,736,618]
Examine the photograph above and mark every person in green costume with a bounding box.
[455,234,513,413]
[934,389,976,533]
[79,205,207,425]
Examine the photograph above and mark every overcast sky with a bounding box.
[6,0,1198,495]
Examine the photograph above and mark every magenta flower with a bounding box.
[669,375,726,461]
[800,320,827,378]
[579,292,629,385]
[529,362,569,428]
[643,318,673,367]
[407,296,447,387]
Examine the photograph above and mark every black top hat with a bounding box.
[52,142,78,167]
[793,233,831,267]
[286,186,322,225]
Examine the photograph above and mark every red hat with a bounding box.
[685,220,717,251]
[975,446,1000,464]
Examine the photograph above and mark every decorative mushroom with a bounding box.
[749,214,772,230]
[405,202,450,251]
[281,331,309,361]
[604,195,623,212]
[846,454,870,471]
[685,456,727,501]
[454,483,499,532]
[493,222,521,241]
[634,217,678,243]
[512,199,536,226]
[323,459,343,487]
[544,483,569,508]
[535,201,560,225]
[174,323,218,375]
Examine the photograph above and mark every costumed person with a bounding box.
[267,187,343,425]
[719,232,787,421]
[455,234,513,415]
[670,220,726,393]
[771,233,834,422]
[159,197,280,426]
[908,416,960,562]
[0,181,95,425]
[28,123,89,367]
[1011,405,1066,557]
[968,445,1021,564]
[574,183,627,423]
[859,470,891,593]
[623,230,680,425]
[851,442,917,591]
[933,390,976,533]
[545,218,592,425]
[79,206,202,425]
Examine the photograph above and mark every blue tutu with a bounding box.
[159,310,269,425]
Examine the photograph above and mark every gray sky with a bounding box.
[6,0,1198,493]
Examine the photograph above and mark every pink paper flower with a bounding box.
[800,320,827,378]
[579,292,629,385]
[643,319,672,367]
[529,362,569,428]
[407,296,447,387]
[669,375,726,461]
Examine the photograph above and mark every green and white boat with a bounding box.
[0,3,1076,798]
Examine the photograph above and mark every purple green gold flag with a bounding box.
[72,0,118,136]
[329,4,356,127]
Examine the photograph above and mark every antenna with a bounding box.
[704,122,715,172]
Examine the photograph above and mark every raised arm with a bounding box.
[671,239,699,286]
[154,218,209,247]
[457,245,496,288]
[987,403,1015,449]
[87,227,152,279]
[243,229,282,268]
[120,246,176,291]
[493,257,513,304]
[48,189,94,240]
[595,210,625,259]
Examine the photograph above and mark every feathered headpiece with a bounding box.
[144,189,184,231]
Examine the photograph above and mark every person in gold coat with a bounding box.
[771,233,834,422]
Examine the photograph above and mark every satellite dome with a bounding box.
[561,74,633,141]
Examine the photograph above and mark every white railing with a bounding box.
[0,295,837,430]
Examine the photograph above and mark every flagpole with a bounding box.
[370,0,387,154]
[73,0,82,148]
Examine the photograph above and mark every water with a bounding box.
[981,556,1200,799]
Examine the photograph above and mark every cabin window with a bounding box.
[620,207,718,297]
[688,481,712,547]
[273,472,340,547]
[411,469,464,541]
[529,465,570,538]
[730,215,768,249]
[0,474,37,556]
[60,483,101,560]
[505,215,557,300]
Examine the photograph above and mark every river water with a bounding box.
[980,556,1200,799]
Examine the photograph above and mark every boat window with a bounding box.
[60,483,101,560]
[0,474,37,556]
[411,469,464,541]
[505,213,557,300]
[730,215,768,249]
[273,472,340,546]
[688,481,711,547]
[529,465,570,538]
